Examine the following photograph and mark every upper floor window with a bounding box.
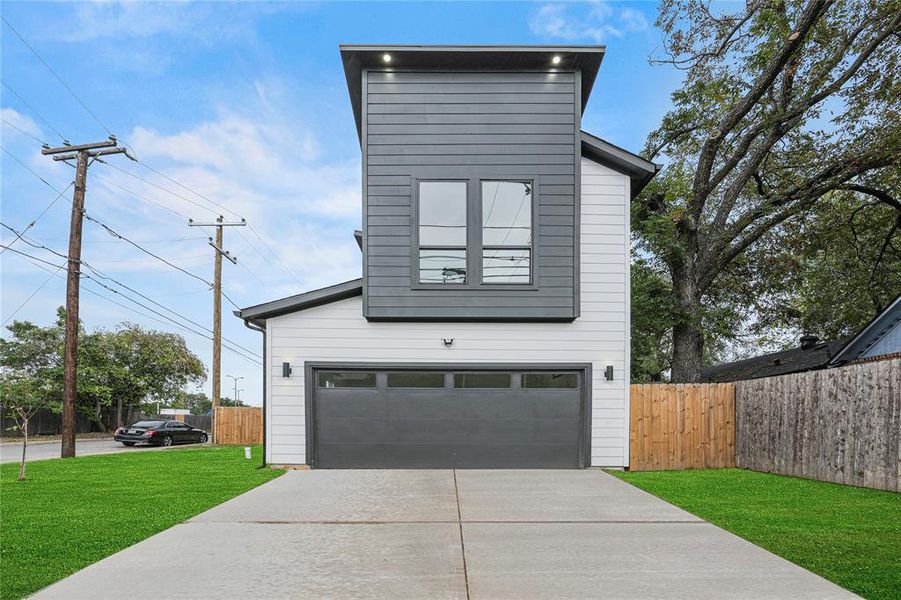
[481,180,532,284]
[418,181,467,284]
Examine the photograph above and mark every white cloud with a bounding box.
[530,2,649,43]
[0,108,43,141]
[87,79,363,304]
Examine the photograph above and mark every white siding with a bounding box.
[266,156,630,467]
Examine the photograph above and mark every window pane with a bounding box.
[317,372,376,388]
[453,373,511,388]
[387,372,445,388]
[420,249,466,284]
[483,249,530,284]
[482,181,532,246]
[419,181,466,246]
[522,373,579,389]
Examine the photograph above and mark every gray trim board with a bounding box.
[303,361,592,469]
[341,45,606,141]
[829,293,901,366]
[236,279,363,321]
[580,130,659,198]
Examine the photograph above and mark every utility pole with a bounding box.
[226,374,243,403]
[42,137,129,458]
[188,215,245,442]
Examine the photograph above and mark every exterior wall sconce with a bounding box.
[604,365,614,381]
[443,338,454,347]
[282,362,292,377]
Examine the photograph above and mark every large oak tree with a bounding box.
[635,0,901,381]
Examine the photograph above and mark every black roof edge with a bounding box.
[580,130,660,198]
[829,292,901,366]
[235,278,363,322]
[354,229,363,251]
[341,44,606,142]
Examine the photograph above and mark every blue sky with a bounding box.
[1,1,682,404]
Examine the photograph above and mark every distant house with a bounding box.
[702,293,901,382]
[701,335,848,383]
[829,293,901,367]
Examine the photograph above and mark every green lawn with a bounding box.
[610,468,901,600]
[1,446,282,599]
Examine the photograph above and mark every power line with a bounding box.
[1,16,114,137]
[1,80,67,142]
[1,145,70,195]
[0,180,73,255]
[83,212,215,289]
[2,243,261,363]
[1,116,46,145]
[3,262,65,325]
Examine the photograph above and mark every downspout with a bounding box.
[242,317,267,468]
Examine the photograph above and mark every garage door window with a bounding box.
[386,372,445,388]
[317,372,377,388]
[522,373,579,389]
[453,373,511,388]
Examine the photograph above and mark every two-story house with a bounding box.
[236,45,658,469]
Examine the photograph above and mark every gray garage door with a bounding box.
[309,367,588,468]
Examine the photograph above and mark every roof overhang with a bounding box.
[829,292,901,366]
[235,278,363,323]
[581,130,660,198]
[341,44,606,141]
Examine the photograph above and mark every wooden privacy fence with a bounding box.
[214,407,263,445]
[736,358,900,492]
[630,383,736,471]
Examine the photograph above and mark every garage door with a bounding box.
[309,366,588,468]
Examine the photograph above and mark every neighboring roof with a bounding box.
[235,279,363,323]
[829,293,901,366]
[701,338,849,383]
[354,229,363,251]
[340,44,606,141]
[580,130,660,198]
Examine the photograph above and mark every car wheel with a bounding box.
[200,434,208,444]
[162,435,173,447]
[122,442,136,447]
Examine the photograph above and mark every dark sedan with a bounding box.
[114,420,209,447]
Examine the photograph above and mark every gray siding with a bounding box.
[363,70,580,320]
[863,319,901,359]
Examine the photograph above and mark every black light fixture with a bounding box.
[443,338,454,347]
[282,362,292,378]
[604,365,614,381]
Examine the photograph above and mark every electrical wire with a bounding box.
[2,16,114,137]
[1,116,46,145]
[1,80,67,142]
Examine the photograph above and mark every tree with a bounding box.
[0,373,56,480]
[637,0,901,381]
[102,323,206,427]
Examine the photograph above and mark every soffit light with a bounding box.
[382,53,392,63]
[551,55,562,65]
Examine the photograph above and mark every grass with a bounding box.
[1,445,282,599]
[610,468,901,600]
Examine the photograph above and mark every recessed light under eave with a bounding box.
[382,53,392,63]
[552,55,562,65]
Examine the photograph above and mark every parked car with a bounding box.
[114,420,208,447]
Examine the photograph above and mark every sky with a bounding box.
[0,1,684,405]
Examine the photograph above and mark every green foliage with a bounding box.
[611,469,901,600]
[630,260,675,382]
[636,0,901,379]
[171,392,247,415]
[0,446,282,599]
[1,309,206,427]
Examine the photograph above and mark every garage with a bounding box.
[306,364,590,469]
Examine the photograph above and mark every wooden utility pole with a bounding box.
[188,215,244,442]
[42,137,129,458]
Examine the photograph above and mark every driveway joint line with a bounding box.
[187,519,708,525]
[453,469,472,600]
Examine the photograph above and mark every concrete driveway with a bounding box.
[33,469,856,599]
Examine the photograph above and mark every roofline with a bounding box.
[580,130,660,198]
[235,278,363,322]
[341,44,606,142]
[829,292,901,366]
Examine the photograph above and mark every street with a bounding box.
[0,438,191,464]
